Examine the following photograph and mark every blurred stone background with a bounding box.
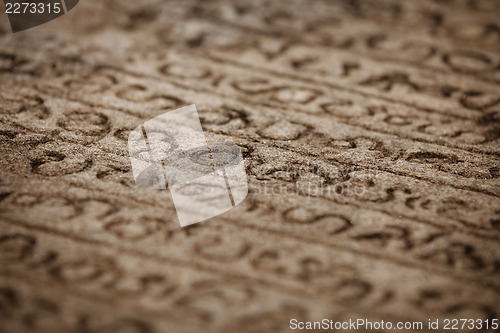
[0,1,499,332]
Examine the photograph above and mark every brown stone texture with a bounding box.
[0,0,499,332]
